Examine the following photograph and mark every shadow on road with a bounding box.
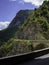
[18,57,49,65]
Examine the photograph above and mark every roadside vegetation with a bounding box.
[0,39,49,58]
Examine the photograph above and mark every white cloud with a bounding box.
[23,0,44,6]
[0,21,10,30]
[9,0,44,6]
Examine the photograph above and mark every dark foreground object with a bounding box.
[0,48,49,65]
[18,57,49,65]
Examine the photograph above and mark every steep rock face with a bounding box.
[9,10,32,28]
[15,1,49,40]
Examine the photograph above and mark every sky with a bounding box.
[0,0,44,30]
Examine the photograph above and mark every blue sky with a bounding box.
[0,0,44,30]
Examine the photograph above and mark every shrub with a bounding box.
[35,43,48,50]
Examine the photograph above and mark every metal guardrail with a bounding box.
[0,48,49,64]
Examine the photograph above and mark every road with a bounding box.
[18,54,49,65]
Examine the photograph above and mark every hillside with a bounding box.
[0,0,49,57]
[14,1,49,40]
[0,39,48,57]
[0,10,32,42]
[0,1,49,42]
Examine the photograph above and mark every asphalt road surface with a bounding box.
[18,54,49,65]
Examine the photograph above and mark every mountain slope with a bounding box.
[0,10,32,42]
[0,0,49,57]
[14,1,49,40]
[0,1,49,42]
[9,10,32,28]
